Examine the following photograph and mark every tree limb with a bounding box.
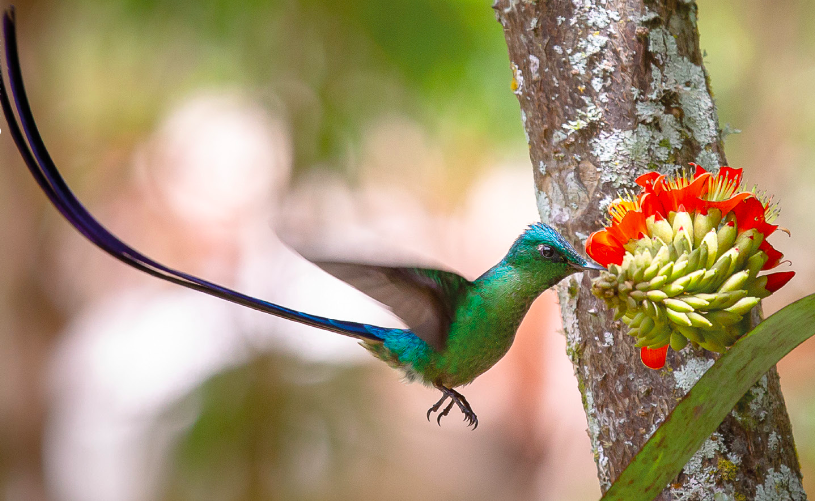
[494,1,805,498]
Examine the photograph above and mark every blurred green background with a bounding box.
[0,1,814,500]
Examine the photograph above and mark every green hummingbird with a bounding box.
[0,8,603,428]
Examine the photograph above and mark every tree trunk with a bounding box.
[493,1,806,499]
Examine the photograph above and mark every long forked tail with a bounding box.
[0,8,384,343]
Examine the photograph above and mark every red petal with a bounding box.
[636,172,662,190]
[586,230,626,267]
[763,271,795,292]
[656,172,712,213]
[639,192,666,219]
[691,163,707,178]
[717,166,743,187]
[641,345,668,370]
[609,210,648,244]
[699,192,752,216]
[732,197,777,236]
[650,174,668,195]
[759,240,784,270]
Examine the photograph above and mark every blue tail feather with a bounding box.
[0,9,384,343]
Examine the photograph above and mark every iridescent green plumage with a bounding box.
[320,224,604,427]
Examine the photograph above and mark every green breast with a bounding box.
[420,274,537,387]
[370,260,566,388]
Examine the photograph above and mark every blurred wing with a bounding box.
[312,262,471,351]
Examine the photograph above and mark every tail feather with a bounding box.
[0,8,384,343]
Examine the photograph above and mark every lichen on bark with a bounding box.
[493,0,805,498]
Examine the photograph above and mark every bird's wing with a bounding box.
[311,262,471,351]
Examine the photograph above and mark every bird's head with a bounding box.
[506,223,605,278]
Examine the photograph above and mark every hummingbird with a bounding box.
[0,9,603,428]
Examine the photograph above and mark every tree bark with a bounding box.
[493,1,806,499]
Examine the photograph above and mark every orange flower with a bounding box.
[588,164,794,370]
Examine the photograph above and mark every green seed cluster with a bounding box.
[591,210,771,353]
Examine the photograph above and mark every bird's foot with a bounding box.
[427,385,478,429]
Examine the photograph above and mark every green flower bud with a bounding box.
[725,296,760,316]
[628,312,646,327]
[686,246,703,274]
[693,209,722,246]
[732,229,758,270]
[718,270,750,293]
[646,275,668,291]
[716,217,737,256]
[699,334,727,354]
[682,295,710,309]
[591,203,782,357]
[642,260,661,282]
[670,258,690,282]
[746,251,768,280]
[631,262,646,283]
[670,331,689,351]
[665,308,692,327]
[673,229,692,257]
[664,298,694,313]
[706,310,742,327]
[672,270,695,289]
[639,316,655,336]
[662,283,686,297]
[684,269,707,291]
[696,269,718,291]
[697,245,708,274]
[711,249,736,277]
[701,229,718,268]
[704,291,744,311]
[647,216,674,245]
[687,312,713,328]
[672,211,694,242]
[676,325,704,344]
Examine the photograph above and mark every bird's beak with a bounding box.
[571,260,606,272]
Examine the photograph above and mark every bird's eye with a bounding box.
[538,244,556,259]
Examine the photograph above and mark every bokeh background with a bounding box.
[0,1,812,500]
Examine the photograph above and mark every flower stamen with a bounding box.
[608,191,641,224]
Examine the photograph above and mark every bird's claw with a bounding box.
[427,393,449,421]
[427,385,478,430]
[436,400,454,425]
